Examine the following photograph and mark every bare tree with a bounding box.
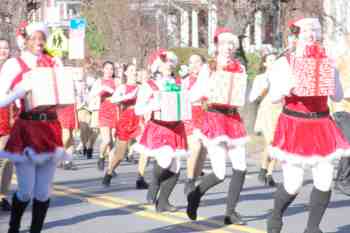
[0,0,40,51]
[81,0,158,66]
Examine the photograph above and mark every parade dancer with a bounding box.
[90,61,117,171]
[266,18,350,233]
[183,54,207,195]
[134,50,187,212]
[76,70,93,159]
[186,28,248,225]
[0,38,13,211]
[86,75,101,159]
[249,53,281,187]
[102,63,148,189]
[0,22,69,233]
[57,104,78,170]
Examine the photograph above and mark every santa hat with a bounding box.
[213,27,238,46]
[293,18,321,31]
[25,22,49,38]
[148,49,178,74]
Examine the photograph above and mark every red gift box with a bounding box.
[291,45,335,96]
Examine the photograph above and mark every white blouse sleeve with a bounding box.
[267,57,295,103]
[88,79,102,99]
[189,64,210,103]
[0,58,27,107]
[135,83,159,116]
[111,85,138,103]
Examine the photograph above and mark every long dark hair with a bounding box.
[122,63,135,84]
[102,60,115,78]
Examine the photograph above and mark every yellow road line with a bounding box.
[53,186,232,233]
[53,185,266,233]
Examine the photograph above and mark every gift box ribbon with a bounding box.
[164,81,182,121]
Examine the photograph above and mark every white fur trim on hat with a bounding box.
[26,22,49,38]
[294,18,321,30]
[165,51,178,67]
[217,32,239,47]
[150,51,178,74]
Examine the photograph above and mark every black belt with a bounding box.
[207,107,238,115]
[20,112,57,121]
[282,107,329,119]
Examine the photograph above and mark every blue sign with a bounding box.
[70,18,86,30]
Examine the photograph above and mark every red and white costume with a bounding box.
[266,18,350,195]
[134,77,188,173]
[0,51,67,163]
[98,78,118,128]
[193,61,248,148]
[190,60,248,179]
[182,74,204,136]
[0,64,11,136]
[0,105,10,136]
[57,104,77,130]
[111,84,141,141]
[268,51,350,166]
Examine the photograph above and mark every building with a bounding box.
[31,0,81,27]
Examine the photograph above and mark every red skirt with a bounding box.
[136,120,188,157]
[5,118,63,154]
[270,113,350,164]
[115,108,141,141]
[184,106,204,136]
[199,111,247,146]
[0,107,10,136]
[99,100,118,128]
[57,105,77,130]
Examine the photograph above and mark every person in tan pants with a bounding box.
[0,38,13,211]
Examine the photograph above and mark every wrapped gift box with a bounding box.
[24,67,76,111]
[154,90,192,122]
[208,70,247,107]
[292,57,335,96]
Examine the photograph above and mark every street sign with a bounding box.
[69,18,86,60]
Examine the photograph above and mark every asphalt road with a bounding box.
[0,147,349,233]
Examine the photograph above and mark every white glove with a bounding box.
[0,82,29,108]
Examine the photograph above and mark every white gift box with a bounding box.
[23,67,76,111]
[153,91,192,122]
[208,70,247,107]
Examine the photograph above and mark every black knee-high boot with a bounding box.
[156,170,179,212]
[304,188,331,233]
[224,169,246,225]
[186,173,223,220]
[8,194,29,233]
[146,162,162,204]
[267,185,297,233]
[30,199,50,233]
